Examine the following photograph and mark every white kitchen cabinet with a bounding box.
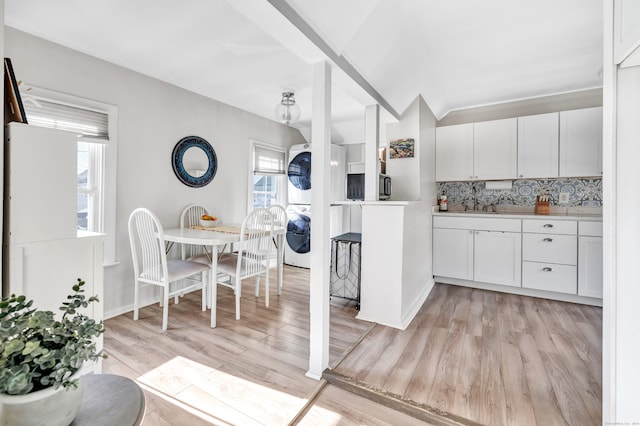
[435,123,473,181]
[433,227,474,280]
[578,236,603,299]
[474,230,521,287]
[522,219,578,295]
[517,112,559,178]
[614,0,640,64]
[559,107,603,177]
[433,217,521,287]
[473,118,518,180]
[578,220,603,299]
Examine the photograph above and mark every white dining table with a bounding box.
[162,225,285,328]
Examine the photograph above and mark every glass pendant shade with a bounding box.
[275,92,301,125]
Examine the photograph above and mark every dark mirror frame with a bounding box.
[171,136,217,188]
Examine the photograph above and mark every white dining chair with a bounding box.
[179,203,212,264]
[216,208,273,320]
[268,204,287,295]
[128,208,210,331]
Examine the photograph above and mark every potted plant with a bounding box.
[0,279,104,426]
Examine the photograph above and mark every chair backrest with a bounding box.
[128,208,168,284]
[179,204,208,259]
[268,204,287,229]
[236,208,273,278]
[180,203,208,228]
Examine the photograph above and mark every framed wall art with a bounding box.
[389,138,414,159]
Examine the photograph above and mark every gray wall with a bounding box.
[4,27,306,317]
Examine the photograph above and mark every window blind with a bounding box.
[22,98,109,140]
[254,145,285,175]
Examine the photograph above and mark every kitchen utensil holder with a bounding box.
[535,196,550,215]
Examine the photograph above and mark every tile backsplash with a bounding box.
[437,178,602,207]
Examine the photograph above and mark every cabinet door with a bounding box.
[517,113,559,178]
[6,123,78,244]
[435,124,473,181]
[578,236,603,298]
[433,228,473,280]
[559,107,603,177]
[473,118,517,180]
[473,231,522,287]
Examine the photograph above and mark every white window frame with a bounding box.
[248,139,287,212]
[21,84,119,266]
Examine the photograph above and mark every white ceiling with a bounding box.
[4,0,603,139]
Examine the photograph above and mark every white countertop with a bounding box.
[332,200,418,206]
[433,210,602,221]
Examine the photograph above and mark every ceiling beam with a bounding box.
[266,0,401,120]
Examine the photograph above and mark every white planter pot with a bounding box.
[0,371,84,426]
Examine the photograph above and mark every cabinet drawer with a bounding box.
[579,220,603,236]
[522,219,577,235]
[433,216,521,232]
[522,261,577,294]
[523,233,577,265]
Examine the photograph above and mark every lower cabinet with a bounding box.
[433,215,603,304]
[433,228,473,280]
[578,236,603,298]
[433,225,521,287]
[474,231,521,287]
[522,261,577,294]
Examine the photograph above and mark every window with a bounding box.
[21,85,118,265]
[250,141,286,210]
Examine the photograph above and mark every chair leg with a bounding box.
[265,267,270,308]
[162,286,170,331]
[133,280,140,321]
[255,275,260,297]
[235,278,241,320]
[201,272,207,312]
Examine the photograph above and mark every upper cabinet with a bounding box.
[435,123,474,181]
[559,107,603,177]
[436,107,603,181]
[473,118,518,180]
[614,0,640,64]
[517,112,559,179]
[435,119,517,181]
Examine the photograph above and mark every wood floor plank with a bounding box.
[452,334,482,421]
[539,350,596,425]
[518,333,567,426]
[500,341,537,426]
[479,325,508,426]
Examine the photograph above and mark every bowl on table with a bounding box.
[200,216,218,227]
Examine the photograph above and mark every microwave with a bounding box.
[346,173,391,200]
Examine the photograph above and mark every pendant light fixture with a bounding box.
[275,91,301,126]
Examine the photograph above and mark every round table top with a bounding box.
[72,374,145,426]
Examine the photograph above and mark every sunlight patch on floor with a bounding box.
[136,356,307,425]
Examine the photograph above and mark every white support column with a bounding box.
[307,60,331,379]
[364,104,380,200]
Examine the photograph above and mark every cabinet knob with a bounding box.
[543,224,554,228]
[519,174,523,178]
[543,238,553,242]
[542,267,554,272]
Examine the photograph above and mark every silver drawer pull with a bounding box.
[543,238,553,242]
[542,267,554,272]
[543,224,554,228]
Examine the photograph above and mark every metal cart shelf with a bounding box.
[330,232,361,310]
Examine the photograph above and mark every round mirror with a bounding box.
[171,136,217,187]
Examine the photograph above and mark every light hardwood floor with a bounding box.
[331,283,603,426]
[103,268,602,425]
[103,265,384,425]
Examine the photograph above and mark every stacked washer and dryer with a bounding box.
[285,143,345,268]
